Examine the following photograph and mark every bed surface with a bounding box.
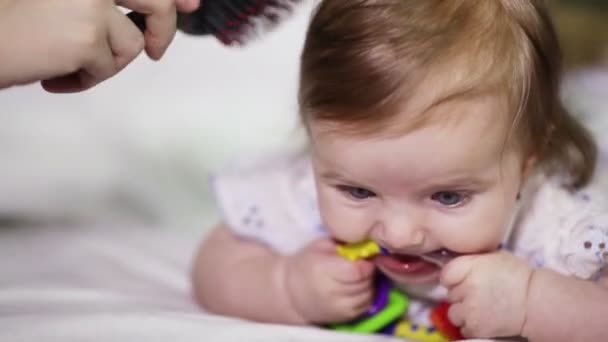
[0,225,500,342]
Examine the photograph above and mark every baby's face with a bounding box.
[310,94,529,286]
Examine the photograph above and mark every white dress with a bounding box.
[211,150,608,281]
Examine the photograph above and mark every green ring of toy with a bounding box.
[330,288,409,333]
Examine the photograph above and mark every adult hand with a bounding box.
[0,0,200,93]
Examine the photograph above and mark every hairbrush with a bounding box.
[126,0,303,46]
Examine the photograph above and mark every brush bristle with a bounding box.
[177,0,303,45]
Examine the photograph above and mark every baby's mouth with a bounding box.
[376,253,438,274]
[374,250,460,276]
[419,249,461,266]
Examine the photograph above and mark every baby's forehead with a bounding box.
[370,91,514,144]
[356,58,517,138]
[311,94,518,171]
[311,102,520,184]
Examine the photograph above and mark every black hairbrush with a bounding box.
[127,0,303,46]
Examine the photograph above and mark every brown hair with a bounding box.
[298,0,596,188]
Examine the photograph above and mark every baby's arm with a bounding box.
[192,224,306,324]
[522,268,608,342]
[192,223,375,325]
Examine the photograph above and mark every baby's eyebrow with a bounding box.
[320,170,342,180]
[320,170,358,184]
[319,169,370,187]
[421,175,490,189]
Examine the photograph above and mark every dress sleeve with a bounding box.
[210,152,328,255]
[510,176,608,280]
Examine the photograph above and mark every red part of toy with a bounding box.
[430,302,464,341]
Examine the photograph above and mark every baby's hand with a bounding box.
[282,239,375,324]
[440,251,533,339]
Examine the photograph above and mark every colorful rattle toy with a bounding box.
[336,239,385,261]
[333,240,463,342]
[330,275,408,333]
[430,302,464,341]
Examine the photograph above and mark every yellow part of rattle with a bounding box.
[336,240,381,261]
[394,321,449,342]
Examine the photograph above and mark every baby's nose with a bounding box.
[374,211,424,250]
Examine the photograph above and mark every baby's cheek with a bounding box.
[438,206,509,253]
[317,195,372,242]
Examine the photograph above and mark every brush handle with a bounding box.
[125,0,302,45]
[126,11,147,33]
[126,10,211,36]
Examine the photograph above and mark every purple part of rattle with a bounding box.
[364,275,391,317]
[380,320,399,335]
[380,246,390,256]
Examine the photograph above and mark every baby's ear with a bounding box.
[520,153,537,183]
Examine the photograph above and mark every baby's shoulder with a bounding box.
[211,149,325,255]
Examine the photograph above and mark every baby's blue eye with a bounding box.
[339,186,376,200]
[431,191,465,206]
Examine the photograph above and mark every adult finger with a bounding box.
[108,7,145,71]
[176,0,200,12]
[119,0,177,59]
[42,40,115,93]
[78,37,118,90]
[41,74,84,93]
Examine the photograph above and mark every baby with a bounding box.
[193,1,608,341]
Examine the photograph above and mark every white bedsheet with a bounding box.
[0,225,499,342]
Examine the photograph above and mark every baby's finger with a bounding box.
[447,283,466,303]
[310,238,340,254]
[336,290,373,316]
[440,255,476,288]
[330,259,374,284]
[356,259,375,278]
[352,292,374,313]
[460,325,474,339]
[447,302,465,328]
[339,278,374,296]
